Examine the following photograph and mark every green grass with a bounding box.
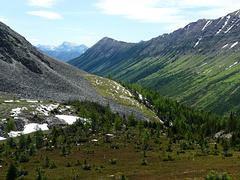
[72,45,240,116]
[83,74,160,122]
[0,127,239,180]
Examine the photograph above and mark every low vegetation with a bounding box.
[0,87,240,179]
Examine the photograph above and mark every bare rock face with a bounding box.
[0,22,150,121]
[46,117,68,129]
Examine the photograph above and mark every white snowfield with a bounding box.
[23,123,49,134]
[7,123,49,138]
[0,137,6,140]
[55,115,80,125]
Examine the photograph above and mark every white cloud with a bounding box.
[27,11,62,20]
[27,0,61,8]
[95,0,240,24]
[0,16,8,23]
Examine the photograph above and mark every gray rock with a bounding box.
[46,117,68,129]
[0,21,150,122]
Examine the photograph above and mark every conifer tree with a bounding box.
[6,161,18,180]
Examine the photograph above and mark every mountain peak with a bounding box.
[36,42,88,62]
[61,41,79,47]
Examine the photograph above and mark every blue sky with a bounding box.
[1,0,240,47]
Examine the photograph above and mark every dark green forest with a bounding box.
[1,80,240,179]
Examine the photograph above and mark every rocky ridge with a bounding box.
[0,21,152,122]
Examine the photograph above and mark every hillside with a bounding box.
[0,21,154,121]
[69,9,240,115]
[36,42,88,62]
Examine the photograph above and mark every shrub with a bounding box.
[65,162,71,167]
[82,159,91,170]
[19,154,30,163]
[109,145,119,149]
[109,158,117,165]
[140,159,148,165]
[75,160,82,166]
[19,166,29,176]
[222,152,233,157]
[82,164,91,170]
[6,161,18,180]
[204,170,231,180]
[162,155,175,161]
[49,162,57,169]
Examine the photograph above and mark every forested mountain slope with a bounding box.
[69,9,240,115]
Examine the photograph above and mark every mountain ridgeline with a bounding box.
[36,42,88,62]
[0,21,151,121]
[69,9,240,115]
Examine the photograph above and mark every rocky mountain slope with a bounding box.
[0,21,154,121]
[36,42,88,62]
[69,9,240,115]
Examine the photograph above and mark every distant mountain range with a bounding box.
[36,42,88,62]
[69,9,240,115]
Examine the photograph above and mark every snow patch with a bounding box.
[36,104,59,116]
[222,44,228,49]
[27,100,38,103]
[202,20,212,31]
[55,115,80,125]
[236,10,240,15]
[4,100,14,103]
[216,15,230,35]
[230,42,238,49]
[194,37,202,48]
[231,86,240,95]
[10,108,22,116]
[204,69,212,73]
[226,62,238,70]
[200,62,207,67]
[23,123,49,134]
[8,131,22,137]
[0,137,6,141]
[216,16,224,26]
[225,24,235,33]
[119,95,131,100]
[8,123,49,137]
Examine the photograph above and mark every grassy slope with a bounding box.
[83,74,160,122]
[95,50,240,116]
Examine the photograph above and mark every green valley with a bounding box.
[69,10,240,116]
